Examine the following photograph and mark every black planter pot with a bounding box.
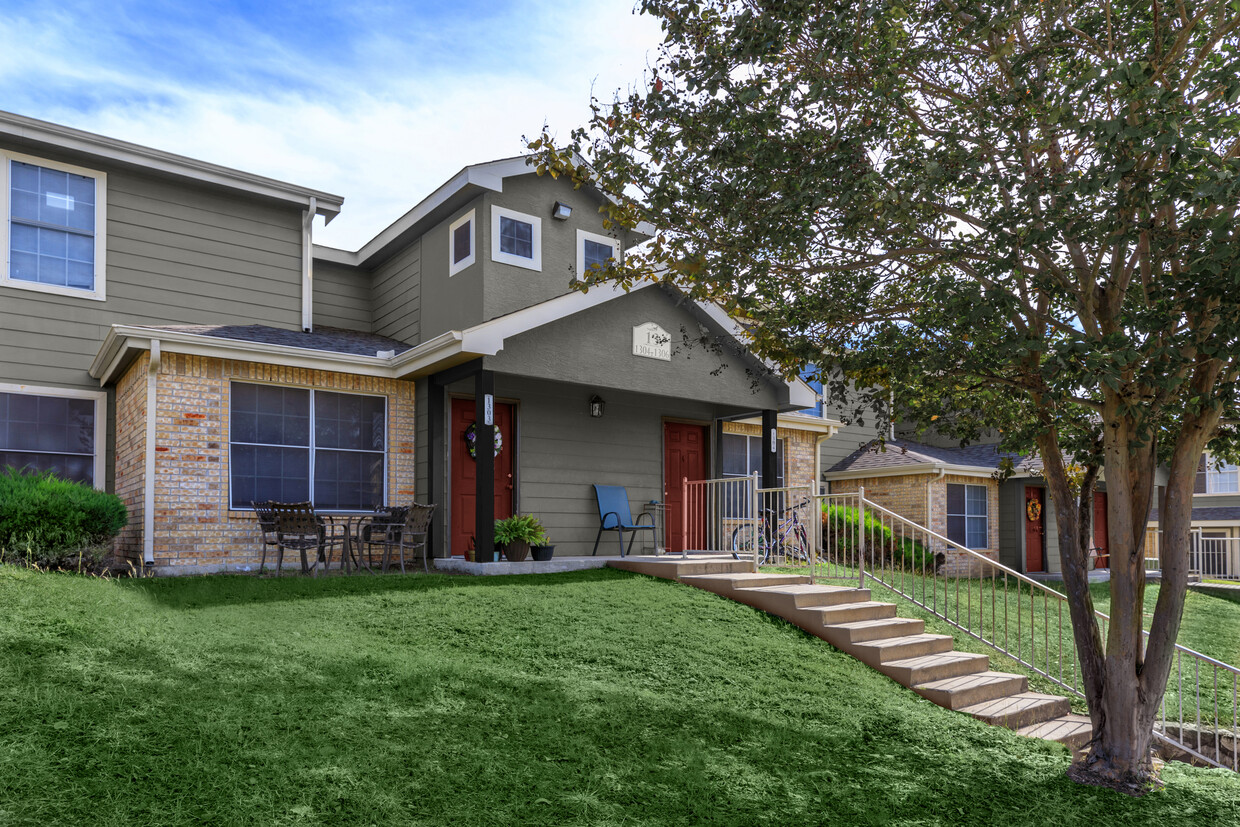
[530,545,555,562]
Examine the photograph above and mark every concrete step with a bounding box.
[607,556,752,581]
[680,573,810,598]
[795,601,898,626]
[732,583,871,615]
[879,651,991,685]
[913,671,1029,710]
[959,692,1073,730]
[849,633,956,667]
[1016,714,1094,750]
[822,617,926,646]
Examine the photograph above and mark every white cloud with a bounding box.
[0,1,664,249]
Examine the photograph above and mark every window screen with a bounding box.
[0,390,96,484]
[946,483,988,549]
[9,160,97,290]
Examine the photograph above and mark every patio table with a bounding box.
[347,507,410,574]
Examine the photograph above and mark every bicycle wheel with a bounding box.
[790,524,810,565]
[731,524,770,565]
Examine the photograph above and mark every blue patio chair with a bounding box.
[592,484,657,557]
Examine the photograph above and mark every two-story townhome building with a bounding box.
[1,110,831,573]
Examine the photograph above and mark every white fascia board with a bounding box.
[313,244,358,266]
[736,413,842,435]
[91,325,392,384]
[0,110,342,220]
[822,463,998,481]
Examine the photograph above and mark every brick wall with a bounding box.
[114,352,417,574]
[828,472,999,577]
[722,421,819,490]
[113,353,148,563]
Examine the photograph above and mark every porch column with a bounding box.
[427,379,445,559]
[475,369,496,562]
[761,409,780,490]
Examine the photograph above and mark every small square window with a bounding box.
[491,206,541,271]
[499,216,533,259]
[448,209,475,276]
[577,229,619,278]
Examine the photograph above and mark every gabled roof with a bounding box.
[313,155,655,269]
[824,438,1040,479]
[90,284,816,411]
[0,110,342,220]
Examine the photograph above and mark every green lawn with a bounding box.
[1,566,1237,826]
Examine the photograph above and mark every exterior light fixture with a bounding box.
[552,201,573,220]
[589,395,606,418]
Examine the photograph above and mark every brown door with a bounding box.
[450,398,515,556]
[1092,492,1109,568]
[664,422,708,553]
[1025,486,1045,572]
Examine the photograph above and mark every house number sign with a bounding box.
[632,322,671,361]
[483,394,494,426]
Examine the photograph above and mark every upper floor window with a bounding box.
[491,206,541,271]
[448,209,475,276]
[577,229,617,277]
[799,367,824,417]
[1206,457,1240,494]
[946,482,988,549]
[1,153,106,300]
[0,384,106,486]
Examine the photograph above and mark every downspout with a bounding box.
[301,197,317,332]
[814,434,830,495]
[143,340,160,568]
[927,465,946,531]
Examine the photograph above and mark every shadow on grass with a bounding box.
[119,565,649,610]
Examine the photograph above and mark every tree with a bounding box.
[532,0,1240,793]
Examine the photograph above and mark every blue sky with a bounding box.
[0,0,662,248]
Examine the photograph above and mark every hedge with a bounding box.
[0,469,128,564]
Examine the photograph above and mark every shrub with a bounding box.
[821,503,942,573]
[0,469,128,569]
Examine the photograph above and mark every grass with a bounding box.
[1,566,1238,826]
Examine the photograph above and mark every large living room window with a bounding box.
[2,152,106,300]
[229,383,386,511]
[946,483,988,549]
[0,385,105,486]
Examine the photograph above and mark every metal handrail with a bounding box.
[810,488,1239,771]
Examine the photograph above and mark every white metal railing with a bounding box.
[1190,531,1240,581]
[807,485,1238,771]
[681,474,760,569]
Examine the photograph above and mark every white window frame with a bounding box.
[0,381,107,489]
[491,205,541,271]
[227,380,389,512]
[1205,454,1240,494]
[576,228,619,277]
[0,150,107,301]
[448,209,475,276]
[947,482,989,550]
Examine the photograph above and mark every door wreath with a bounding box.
[1026,498,1042,522]
[464,422,502,459]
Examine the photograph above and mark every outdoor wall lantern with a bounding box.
[589,395,606,418]
[552,201,573,220]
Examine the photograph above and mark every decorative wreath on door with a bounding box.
[464,422,502,459]
[1026,499,1042,522]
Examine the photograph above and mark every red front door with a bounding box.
[450,398,515,556]
[664,422,708,553]
[1093,492,1109,568]
[1025,486,1045,573]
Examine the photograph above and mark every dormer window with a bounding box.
[577,229,618,277]
[491,206,541,271]
[1,152,106,300]
[448,209,475,276]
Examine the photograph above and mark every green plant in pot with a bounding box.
[494,514,547,562]
[530,536,555,562]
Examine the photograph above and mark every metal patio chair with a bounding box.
[270,501,345,576]
[252,500,280,574]
[592,484,656,557]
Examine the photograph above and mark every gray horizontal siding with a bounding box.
[371,239,421,344]
[313,261,372,332]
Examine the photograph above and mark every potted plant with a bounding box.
[494,514,547,562]
[530,537,555,562]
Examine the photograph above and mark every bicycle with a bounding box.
[730,499,811,566]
